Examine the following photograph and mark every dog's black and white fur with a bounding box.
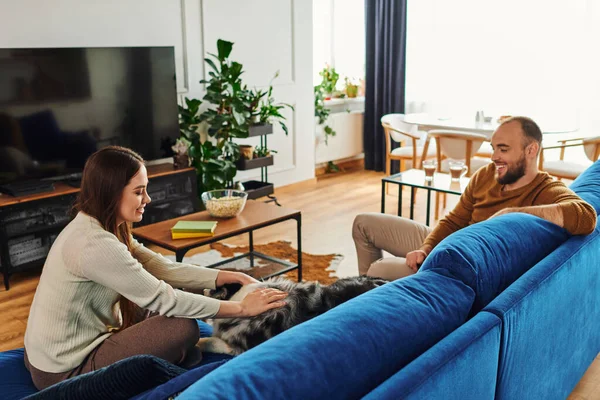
[199,275,388,355]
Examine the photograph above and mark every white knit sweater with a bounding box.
[24,212,221,373]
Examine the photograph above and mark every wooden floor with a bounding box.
[1,167,598,398]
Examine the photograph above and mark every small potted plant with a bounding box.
[171,137,191,169]
[255,71,294,135]
[239,144,255,160]
[344,77,359,98]
[319,65,339,99]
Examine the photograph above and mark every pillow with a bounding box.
[419,213,570,314]
[177,272,475,399]
[23,355,186,400]
[570,160,600,215]
[132,358,231,400]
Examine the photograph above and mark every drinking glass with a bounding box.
[422,159,437,181]
[449,160,468,181]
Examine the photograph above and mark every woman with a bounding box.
[23,146,287,390]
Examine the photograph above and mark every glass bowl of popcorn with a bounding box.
[201,189,248,218]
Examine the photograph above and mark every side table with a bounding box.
[381,169,469,225]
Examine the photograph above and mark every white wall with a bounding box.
[0,0,315,188]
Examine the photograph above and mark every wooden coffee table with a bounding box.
[132,200,302,281]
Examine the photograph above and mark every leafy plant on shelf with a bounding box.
[256,71,294,135]
[254,146,277,158]
[179,39,292,194]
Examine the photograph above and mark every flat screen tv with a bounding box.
[0,46,179,190]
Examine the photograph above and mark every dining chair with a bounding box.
[425,130,492,221]
[539,136,600,180]
[381,114,437,195]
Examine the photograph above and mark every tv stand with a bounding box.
[0,164,199,290]
[0,181,55,197]
[61,177,82,188]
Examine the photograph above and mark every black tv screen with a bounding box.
[0,46,179,186]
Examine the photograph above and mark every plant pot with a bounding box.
[173,154,190,169]
[239,145,255,160]
[346,85,358,98]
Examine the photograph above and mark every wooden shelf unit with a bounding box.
[0,164,199,290]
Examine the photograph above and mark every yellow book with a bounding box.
[171,220,218,234]
[171,231,214,240]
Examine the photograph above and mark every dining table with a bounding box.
[402,113,579,141]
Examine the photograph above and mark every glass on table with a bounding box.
[449,160,468,182]
[422,159,437,181]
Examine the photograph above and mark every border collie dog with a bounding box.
[199,275,388,355]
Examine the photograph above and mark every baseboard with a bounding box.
[315,157,365,177]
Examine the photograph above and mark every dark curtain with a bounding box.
[364,0,408,172]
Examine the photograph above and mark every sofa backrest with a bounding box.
[364,311,501,400]
[178,272,475,400]
[419,213,570,315]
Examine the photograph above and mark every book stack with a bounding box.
[171,220,218,240]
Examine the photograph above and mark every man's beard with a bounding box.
[496,154,527,185]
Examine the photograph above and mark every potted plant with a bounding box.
[344,77,359,98]
[178,39,250,193]
[318,65,339,99]
[256,71,294,135]
[179,39,291,194]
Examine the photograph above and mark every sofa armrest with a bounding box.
[485,231,600,400]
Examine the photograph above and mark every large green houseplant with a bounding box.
[178,39,291,194]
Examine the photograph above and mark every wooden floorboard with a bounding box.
[0,168,598,399]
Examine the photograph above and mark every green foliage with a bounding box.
[256,72,294,135]
[179,39,290,193]
[254,145,277,158]
[314,80,336,145]
[319,65,339,94]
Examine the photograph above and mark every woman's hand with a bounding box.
[239,288,288,317]
[215,270,259,287]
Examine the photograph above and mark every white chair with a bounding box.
[382,114,437,176]
[539,136,600,180]
[427,130,491,176]
[425,130,492,221]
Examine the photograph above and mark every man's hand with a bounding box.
[406,249,429,272]
[489,207,517,219]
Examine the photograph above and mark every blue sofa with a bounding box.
[2,161,599,399]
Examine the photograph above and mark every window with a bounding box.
[313,0,365,88]
[405,0,590,133]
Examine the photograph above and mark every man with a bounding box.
[353,116,597,280]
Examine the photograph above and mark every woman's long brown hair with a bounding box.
[73,146,145,329]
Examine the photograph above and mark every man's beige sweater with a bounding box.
[24,212,221,373]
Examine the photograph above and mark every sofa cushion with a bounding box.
[0,320,218,400]
[132,357,230,400]
[177,271,475,400]
[23,355,186,400]
[0,349,37,400]
[419,213,570,314]
[569,160,600,215]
